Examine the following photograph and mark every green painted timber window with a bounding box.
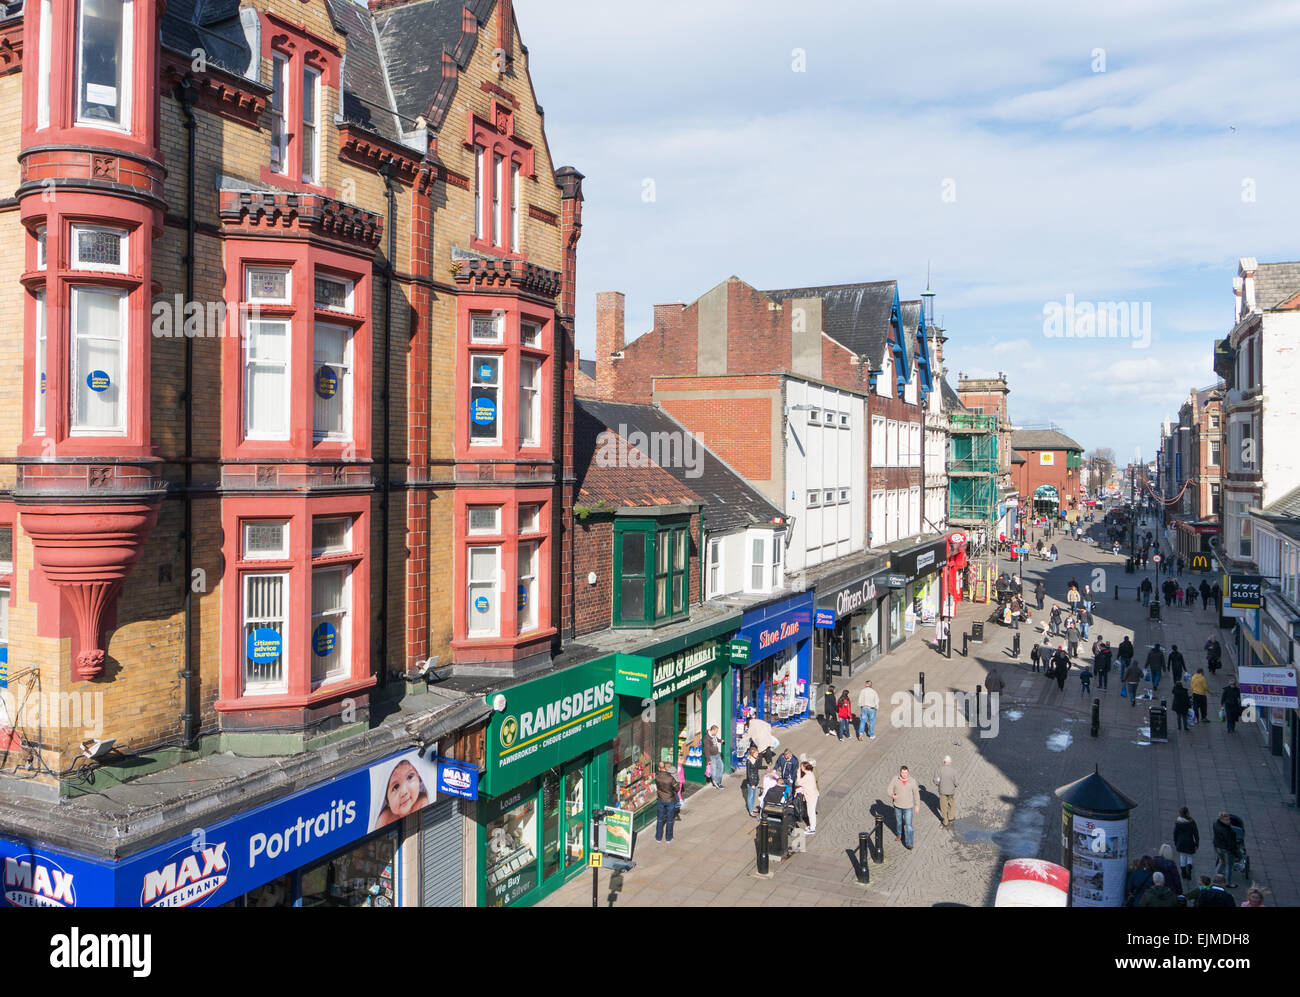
[614,517,690,627]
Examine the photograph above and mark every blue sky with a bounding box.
[515,0,1300,461]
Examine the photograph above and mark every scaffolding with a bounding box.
[947,411,1002,604]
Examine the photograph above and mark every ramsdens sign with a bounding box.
[485,660,620,795]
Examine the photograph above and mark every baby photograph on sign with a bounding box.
[368,751,440,830]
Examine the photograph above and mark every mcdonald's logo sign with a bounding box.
[1190,554,1210,572]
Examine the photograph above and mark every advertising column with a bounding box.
[1054,769,1137,907]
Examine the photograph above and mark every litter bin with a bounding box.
[1149,602,1161,621]
[761,802,795,857]
[1149,704,1168,742]
[1125,558,1134,574]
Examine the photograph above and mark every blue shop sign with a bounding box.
[735,592,813,664]
[814,609,836,629]
[0,748,441,907]
[436,759,479,800]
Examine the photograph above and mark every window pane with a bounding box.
[245,321,289,438]
[493,153,503,245]
[311,567,347,685]
[243,573,286,691]
[313,323,350,440]
[655,576,667,616]
[78,0,126,125]
[270,57,287,173]
[622,532,644,575]
[468,506,500,534]
[517,541,537,634]
[471,315,501,342]
[468,546,498,636]
[675,530,687,570]
[470,354,500,442]
[35,292,46,433]
[656,534,669,573]
[474,147,484,240]
[247,268,289,302]
[244,521,287,559]
[311,518,349,556]
[620,578,644,620]
[519,358,539,446]
[74,227,123,269]
[521,321,540,347]
[0,529,12,573]
[315,275,351,312]
[72,288,124,432]
[518,504,540,534]
[302,69,318,183]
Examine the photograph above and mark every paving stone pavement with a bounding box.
[539,525,1300,907]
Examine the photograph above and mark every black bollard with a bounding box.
[1114,586,1119,600]
[1013,632,1021,657]
[873,815,885,863]
[1091,698,1100,737]
[919,671,926,700]
[962,633,969,657]
[964,691,971,724]
[945,633,952,659]
[755,814,770,875]
[856,832,871,883]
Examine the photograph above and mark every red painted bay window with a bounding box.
[456,295,553,460]
[220,241,372,460]
[452,488,553,652]
[216,494,372,711]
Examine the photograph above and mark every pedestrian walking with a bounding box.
[935,755,959,827]
[743,744,763,816]
[1168,645,1186,685]
[1049,605,1062,636]
[1118,636,1134,671]
[1124,658,1143,705]
[705,724,725,789]
[1050,543,1058,562]
[745,716,778,764]
[1035,580,1045,611]
[1153,844,1184,895]
[1125,856,1155,906]
[1030,638,1044,673]
[1066,618,1080,659]
[1199,579,1211,610]
[1052,645,1071,692]
[654,762,679,843]
[1205,637,1222,675]
[1213,813,1240,887]
[1079,664,1092,696]
[1067,581,1081,610]
[1173,807,1199,882]
[1171,679,1191,731]
[1095,638,1113,690]
[836,689,853,742]
[1192,875,1236,908]
[822,684,838,737]
[1221,680,1243,733]
[796,759,819,834]
[1140,577,1152,606]
[858,680,879,740]
[1211,582,1222,613]
[985,667,1005,702]
[1146,643,1165,691]
[1190,669,1210,723]
[887,765,921,849]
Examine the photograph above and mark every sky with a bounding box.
[512,0,1300,463]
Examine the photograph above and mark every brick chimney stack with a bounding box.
[593,291,624,398]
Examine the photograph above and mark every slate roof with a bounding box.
[1010,449,1027,464]
[1009,429,1083,452]
[763,281,897,366]
[1254,262,1300,311]
[575,404,699,511]
[376,0,493,129]
[578,358,597,380]
[161,0,255,76]
[577,400,784,534]
[327,0,404,144]
[900,300,920,365]
[1261,484,1300,520]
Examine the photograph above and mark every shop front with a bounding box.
[732,592,813,760]
[891,537,948,638]
[0,747,459,907]
[814,566,897,682]
[477,659,621,907]
[610,616,740,828]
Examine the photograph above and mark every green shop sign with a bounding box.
[649,638,724,701]
[612,655,652,698]
[485,660,619,796]
[728,639,751,665]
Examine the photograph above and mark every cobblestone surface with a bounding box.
[539,524,1300,907]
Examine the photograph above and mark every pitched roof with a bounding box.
[576,400,784,534]
[578,358,597,380]
[1010,449,1027,464]
[375,0,493,130]
[940,376,967,413]
[1254,262,1300,311]
[763,281,897,365]
[160,0,255,75]
[1009,429,1083,452]
[575,405,699,511]
[900,300,920,366]
[1261,484,1300,520]
[327,0,404,144]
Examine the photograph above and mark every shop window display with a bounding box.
[612,719,657,814]
[564,769,585,868]
[485,796,537,906]
[298,831,397,907]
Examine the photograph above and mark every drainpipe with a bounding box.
[177,78,199,748]
[378,161,398,687]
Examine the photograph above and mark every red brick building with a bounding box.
[1010,429,1084,517]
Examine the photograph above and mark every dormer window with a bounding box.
[76,0,132,130]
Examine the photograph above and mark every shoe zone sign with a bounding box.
[0,748,440,907]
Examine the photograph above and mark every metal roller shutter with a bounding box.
[420,798,464,907]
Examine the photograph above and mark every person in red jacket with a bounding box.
[836,690,853,741]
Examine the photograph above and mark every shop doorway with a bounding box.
[818,622,849,684]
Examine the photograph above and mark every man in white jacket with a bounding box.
[857,681,880,741]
